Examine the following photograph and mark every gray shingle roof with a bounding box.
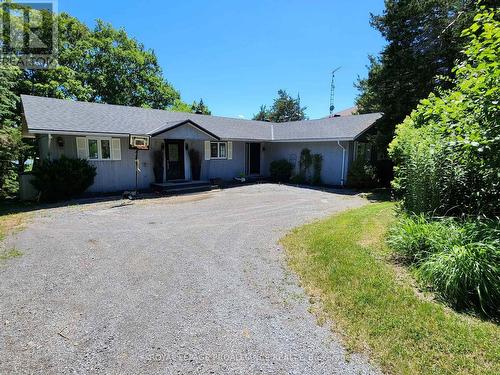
[272,113,382,141]
[21,95,381,141]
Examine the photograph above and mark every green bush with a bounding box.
[269,159,293,182]
[290,174,306,184]
[388,215,500,316]
[31,157,97,202]
[311,154,322,185]
[347,158,378,188]
[188,148,201,181]
[388,10,500,217]
[292,149,322,185]
[299,148,312,180]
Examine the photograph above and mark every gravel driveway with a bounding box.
[1,184,377,374]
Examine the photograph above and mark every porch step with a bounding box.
[163,185,211,195]
[244,175,266,183]
[151,180,211,195]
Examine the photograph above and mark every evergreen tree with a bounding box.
[0,66,22,197]
[355,0,489,162]
[253,105,270,121]
[191,98,211,115]
[253,90,307,122]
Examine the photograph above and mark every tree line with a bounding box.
[355,0,498,183]
[0,7,210,197]
[1,1,497,197]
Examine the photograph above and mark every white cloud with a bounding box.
[238,114,245,119]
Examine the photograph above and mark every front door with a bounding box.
[247,143,261,175]
[165,139,185,180]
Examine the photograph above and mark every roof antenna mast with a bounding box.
[329,66,341,117]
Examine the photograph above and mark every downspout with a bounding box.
[337,140,346,187]
[47,133,52,161]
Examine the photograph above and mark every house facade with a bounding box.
[21,95,381,194]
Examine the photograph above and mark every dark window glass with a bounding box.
[101,140,110,159]
[210,143,218,158]
[88,139,98,159]
[219,143,227,158]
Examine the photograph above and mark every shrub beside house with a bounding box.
[387,10,500,317]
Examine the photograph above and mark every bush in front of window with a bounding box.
[31,157,97,202]
[188,148,201,180]
[269,159,293,183]
[346,158,379,189]
[311,154,323,186]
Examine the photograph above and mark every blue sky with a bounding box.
[58,0,386,119]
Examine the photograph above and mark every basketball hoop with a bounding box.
[127,134,151,198]
[129,135,151,150]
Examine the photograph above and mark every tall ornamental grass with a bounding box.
[389,215,500,316]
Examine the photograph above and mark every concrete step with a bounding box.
[161,185,211,195]
[151,180,211,194]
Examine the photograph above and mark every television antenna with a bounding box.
[329,66,341,116]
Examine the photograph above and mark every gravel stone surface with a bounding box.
[0,184,379,374]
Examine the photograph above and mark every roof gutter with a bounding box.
[269,137,353,143]
[25,129,130,137]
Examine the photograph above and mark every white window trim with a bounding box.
[210,141,227,160]
[87,137,112,161]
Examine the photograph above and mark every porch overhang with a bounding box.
[147,119,220,140]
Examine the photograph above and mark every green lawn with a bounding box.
[281,202,499,375]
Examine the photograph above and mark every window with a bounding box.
[88,137,112,160]
[219,142,227,158]
[77,137,121,161]
[88,139,98,159]
[210,142,227,159]
[168,143,179,161]
[355,142,372,162]
[210,143,218,158]
[101,139,111,159]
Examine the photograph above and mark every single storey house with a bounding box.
[21,95,381,194]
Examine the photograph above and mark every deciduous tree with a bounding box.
[0,8,188,196]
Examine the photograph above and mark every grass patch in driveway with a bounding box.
[0,210,29,242]
[0,248,22,261]
[281,202,500,375]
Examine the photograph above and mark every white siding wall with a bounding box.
[44,135,154,192]
[38,132,352,192]
[186,140,247,181]
[87,140,154,192]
